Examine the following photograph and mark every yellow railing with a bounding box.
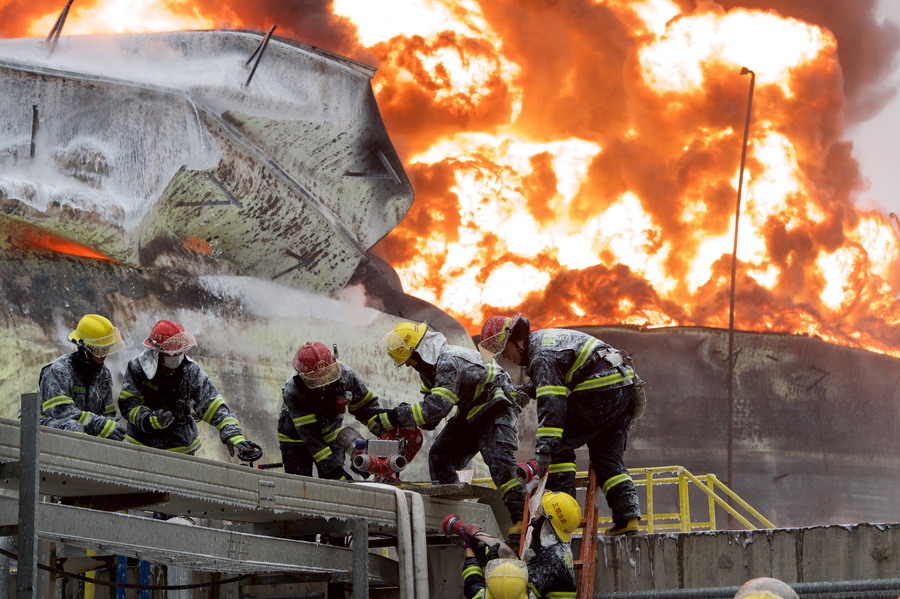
[474,465,774,533]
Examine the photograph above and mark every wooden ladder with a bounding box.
[576,466,599,599]
[518,465,600,599]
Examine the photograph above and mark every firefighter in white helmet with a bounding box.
[277,341,389,480]
[118,319,262,461]
[376,321,526,536]
[37,314,126,440]
[479,314,645,536]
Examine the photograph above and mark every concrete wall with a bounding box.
[428,525,900,598]
[593,523,900,595]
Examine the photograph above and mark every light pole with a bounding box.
[726,67,755,490]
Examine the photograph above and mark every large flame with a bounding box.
[5,0,900,356]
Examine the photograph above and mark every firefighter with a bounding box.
[118,319,262,461]
[458,491,580,599]
[479,314,645,536]
[374,321,526,536]
[38,314,126,440]
[277,341,388,480]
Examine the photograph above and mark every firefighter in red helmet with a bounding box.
[277,342,389,480]
[479,314,646,536]
[118,319,262,461]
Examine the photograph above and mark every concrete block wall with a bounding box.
[593,523,900,594]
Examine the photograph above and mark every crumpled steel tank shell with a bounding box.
[0,30,412,292]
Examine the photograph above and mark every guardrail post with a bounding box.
[351,518,369,598]
[17,392,40,598]
[644,468,655,533]
[678,468,690,532]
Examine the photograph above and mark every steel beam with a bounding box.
[16,393,39,598]
[0,418,501,538]
[0,496,398,583]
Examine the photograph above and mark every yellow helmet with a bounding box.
[68,314,124,358]
[381,322,427,366]
[542,491,582,542]
[485,559,528,599]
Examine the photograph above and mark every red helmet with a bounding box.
[478,314,528,361]
[143,320,197,354]
[293,342,341,388]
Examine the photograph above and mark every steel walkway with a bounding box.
[0,417,500,588]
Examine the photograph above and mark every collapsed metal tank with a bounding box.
[0,30,472,479]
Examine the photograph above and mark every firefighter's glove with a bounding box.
[534,453,551,478]
[372,408,401,434]
[514,389,531,408]
[139,409,174,432]
[230,440,263,462]
[367,415,386,439]
[485,542,502,562]
[98,418,127,441]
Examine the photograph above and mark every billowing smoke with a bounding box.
[3,0,900,357]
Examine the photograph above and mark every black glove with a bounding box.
[140,409,174,432]
[230,440,263,462]
[485,542,502,562]
[367,416,386,439]
[535,453,551,477]
[372,408,401,433]
[105,422,127,441]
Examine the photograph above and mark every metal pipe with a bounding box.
[29,105,38,159]
[16,392,40,598]
[726,67,755,490]
[46,0,75,53]
[407,490,429,599]
[598,578,900,598]
[243,25,277,88]
[352,518,369,598]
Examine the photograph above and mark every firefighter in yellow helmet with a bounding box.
[376,321,526,536]
[37,314,126,440]
[457,491,580,599]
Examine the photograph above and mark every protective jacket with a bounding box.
[523,328,642,526]
[393,344,515,429]
[523,329,637,456]
[118,354,247,453]
[38,351,121,438]
[387,332,525,524]
[277,363,385,477]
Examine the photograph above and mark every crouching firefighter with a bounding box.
[277,342,390,480]
[375,322,526,537]
[452,490,581,599]
[118,319,263,462]
[38,314,127,441]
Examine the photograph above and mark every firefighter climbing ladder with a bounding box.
[514,461,775,598]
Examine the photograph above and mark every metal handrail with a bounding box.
[473,464,774,533]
